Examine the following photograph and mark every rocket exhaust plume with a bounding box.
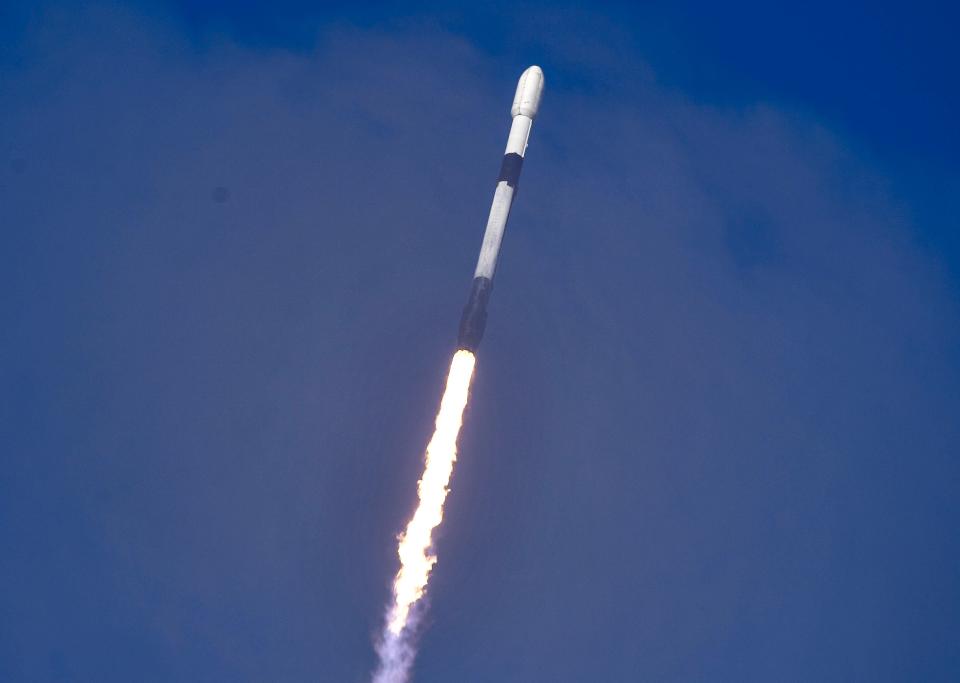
[372,66,543,683]
[373,350,475,683]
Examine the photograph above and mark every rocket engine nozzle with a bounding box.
[457,277,493,352]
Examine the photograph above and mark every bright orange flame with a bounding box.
[385,349,476,635]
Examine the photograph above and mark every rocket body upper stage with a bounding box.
[457,66,544,352]
[472,66,544,282]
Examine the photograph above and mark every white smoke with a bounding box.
[372,628,416,683]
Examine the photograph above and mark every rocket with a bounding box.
[457,66,545,352]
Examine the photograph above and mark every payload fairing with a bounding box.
[457,66,544,352]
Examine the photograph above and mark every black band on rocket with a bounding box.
[457,276,493,351]
[497,153,524,188]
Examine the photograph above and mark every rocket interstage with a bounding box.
[457,65,544,352]
[372,67,543,683]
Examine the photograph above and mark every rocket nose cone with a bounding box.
[511,65,545,119]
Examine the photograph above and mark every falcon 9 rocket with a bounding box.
[457,65,544,352]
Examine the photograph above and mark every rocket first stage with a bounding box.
[457,66,544,352]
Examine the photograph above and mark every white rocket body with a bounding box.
[458,66,544,351]
[472,66,544,281]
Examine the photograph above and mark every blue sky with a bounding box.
[157,0,960,266]
[2,2,958,681]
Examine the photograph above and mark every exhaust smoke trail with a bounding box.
[373,350,476,683]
